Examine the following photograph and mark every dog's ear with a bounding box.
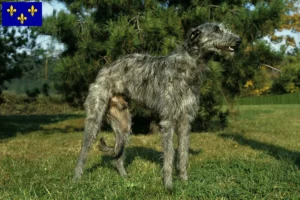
[189,28,201,42]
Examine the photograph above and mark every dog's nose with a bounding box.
[236,38,242,46]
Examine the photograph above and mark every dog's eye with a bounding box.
[190,30,201,40]
[214,26,221,33]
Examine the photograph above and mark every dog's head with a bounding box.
[187,23,241,57]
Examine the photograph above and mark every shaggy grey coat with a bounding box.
[74,22,241,189]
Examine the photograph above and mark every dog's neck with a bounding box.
[181,43,213,63]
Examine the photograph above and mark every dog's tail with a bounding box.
[98,116,130,159]
[99,133,127,159]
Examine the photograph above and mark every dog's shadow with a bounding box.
[87,146,202,174]
[87,146,161,174]
[219,133,300,167]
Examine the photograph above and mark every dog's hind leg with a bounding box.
[176,114,192,182]
[99,95,131,177]
[74,83,111,181]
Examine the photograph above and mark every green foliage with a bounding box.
[42,83,50,96]
[26,87,40,98]
[0,28,28,93]
[4,52,59,97]
[0,23,47,95]
[221,40,284,98]
[194,60,228,130]
[271,52,300,94]
[54,55,99,106]
[0,92,78,115]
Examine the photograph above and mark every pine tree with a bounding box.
[0,26,40,95]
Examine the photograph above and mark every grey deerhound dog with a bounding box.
[73,22,241,189]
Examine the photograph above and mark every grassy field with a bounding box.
[0,105,299,199]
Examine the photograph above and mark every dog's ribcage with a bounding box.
[95,52,204,120]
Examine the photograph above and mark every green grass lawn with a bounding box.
[0,105,299,199]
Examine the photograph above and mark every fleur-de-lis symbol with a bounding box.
[7,5,16,16]
[28,5,38,16]
[18,13,27,24]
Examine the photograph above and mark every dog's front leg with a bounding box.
[176,114,192,182]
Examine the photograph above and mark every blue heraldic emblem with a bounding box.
[2,2,42,26]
